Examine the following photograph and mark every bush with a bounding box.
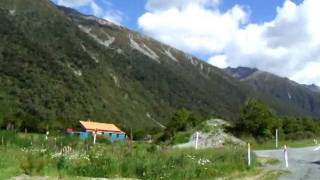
[172,132,191,144]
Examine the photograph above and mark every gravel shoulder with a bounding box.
[255,146,320,180]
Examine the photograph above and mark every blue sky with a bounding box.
[52,0,304,30]
[51,0,320,85]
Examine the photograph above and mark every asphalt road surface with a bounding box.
[255,146,320,180]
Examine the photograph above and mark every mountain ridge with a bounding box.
[0,0,249,131]
[226,67,320,116]
[0,0,319,132]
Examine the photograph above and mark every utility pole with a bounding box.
[248,143,251,166]
[276,129,278,149]
[129,127,133,151]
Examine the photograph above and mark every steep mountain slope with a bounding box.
[0,0,250,131]
[1,0,320,132]
[225,67,320,117]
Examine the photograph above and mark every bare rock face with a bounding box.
[175,119,245,149]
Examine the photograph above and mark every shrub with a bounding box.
[172,132,191,144]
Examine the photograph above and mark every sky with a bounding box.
[51,0,320,86]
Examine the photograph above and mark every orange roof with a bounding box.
[80,120,124,133]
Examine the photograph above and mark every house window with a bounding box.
[109,133,112,136]
[116,134,119,138]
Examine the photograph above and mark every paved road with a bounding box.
[255,146,320,180]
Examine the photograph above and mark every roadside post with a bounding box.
[195,132,199,150]
[93,129,97,145]
[248,143,251,166]
[46,130,49,141]
[284,145,288,168]
[276,129,278,149]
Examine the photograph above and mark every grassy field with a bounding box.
[0,130,284,180]
[251,138,318,150]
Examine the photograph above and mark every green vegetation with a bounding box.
[0,131,262,179]
[253,139,317,150]
[0,0,250,134]
[2,0,320,136]
[233,98,320,142]
[159,109,204,143]
[227,67,320,118]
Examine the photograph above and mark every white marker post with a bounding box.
[45,131,49,141]
[93,130,97,145]
[276,129,278,149]
[314,139,318,145]
[195,132,199,150]
[248,143,251,167]
[284,145,289,168]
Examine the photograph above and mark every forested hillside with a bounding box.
[0,0,249,132]
[0,0,319,133]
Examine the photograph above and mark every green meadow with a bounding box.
[0,130,278,180]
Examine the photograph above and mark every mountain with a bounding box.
[0,0,251,131]
[0,0,319,132]
[225,67,320,117]
[304,84,320,93]
[224,67,259,80]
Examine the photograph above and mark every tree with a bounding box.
[159,109,202,142]
[235,98,279,138]
[166,109,191,136]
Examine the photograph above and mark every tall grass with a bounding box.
[63,144,255,179]
[0,131,257,179]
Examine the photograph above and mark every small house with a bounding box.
[67,120,127,142]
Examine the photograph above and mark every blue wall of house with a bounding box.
[103,133,127,141]
[79,132,90,140]
[67,131,127,142]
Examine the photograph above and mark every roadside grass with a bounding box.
[256,157,280,166]
[257,170,289,180]
[247,138,318,150]
[227,157,287,180]
[0,130,262,179]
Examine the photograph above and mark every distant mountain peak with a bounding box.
[304,84,320,93]
[224,67,259,80]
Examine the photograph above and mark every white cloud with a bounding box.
[208,55,228,68]
[145,0,221,11]
[54,0,123,24]
[291,62,320,85]
[139,2,248,55]
[138,0,320,85]
[56,0,92,7]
